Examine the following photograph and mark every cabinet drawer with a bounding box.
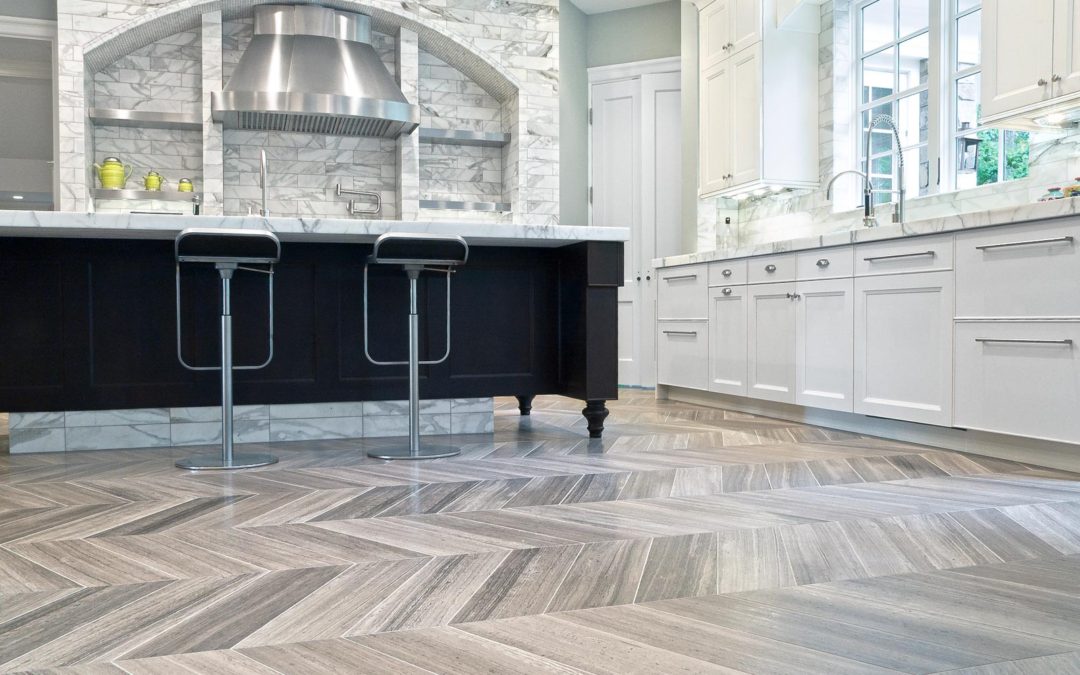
[956,221,1080,318]
[657,265,708,319]
[955,321,1080,444]
[854,235,953,276]
[657,321,709,390]
[709,259,748,286]
[797,247,854,280]
[747,253,796,284]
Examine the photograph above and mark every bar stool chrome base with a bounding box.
[176,452,279,470]
[367,444,461,460]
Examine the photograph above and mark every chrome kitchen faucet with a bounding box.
[826,113,906,227]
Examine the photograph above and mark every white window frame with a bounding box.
[853,0,1028,204]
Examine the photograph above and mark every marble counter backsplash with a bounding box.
[8,398,495,453]
[0,210,629,245]
[657,197,1080,267]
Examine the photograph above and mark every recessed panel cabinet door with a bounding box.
[699,60,732,196]
[795,278,853,412]
[854,271,953,426]
[731,0,761,55]
[747,282,795,403]
[1053,0,1080,98]
[709,285,748,396]
[729,44,762,188]
[700,0,732,70]
[982,0,1054,119]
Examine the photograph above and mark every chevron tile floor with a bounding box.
[2,392,1080,673]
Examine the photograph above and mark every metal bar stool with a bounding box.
[363,232,469,460]
[174,228,280,470]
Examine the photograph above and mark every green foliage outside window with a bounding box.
[975,128,1030,185]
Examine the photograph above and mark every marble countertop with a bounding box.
[655,198,1080,268]
[0,211,629,248]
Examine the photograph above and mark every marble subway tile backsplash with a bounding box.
[7,398,494,453]
[93,29,202,115]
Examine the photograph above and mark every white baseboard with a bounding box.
[657,385,1080,474]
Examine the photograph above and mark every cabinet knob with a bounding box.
[1038,78,1048,86]
[765,264,777,273]
[816,258,830,268]
[1053,74,1063,83]
[722,268,733,277]
[722,287,732,295]
[786,292,801,300]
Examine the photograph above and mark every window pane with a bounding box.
[1003,130,1030,181]
[862,0,895,53]
[862,47,895,102]
[897,91,928,147]
[957,0,979,13]
[956,10,981,70]
[899,33,930,90]
[955,132,982,190]
[899,0,929,37]
[863,104,896,156]
[956,72,980,132]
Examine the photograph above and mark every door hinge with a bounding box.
[589,186,593,204]
[588,108,593,125]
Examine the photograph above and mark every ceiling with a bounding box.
[569,0,672,16]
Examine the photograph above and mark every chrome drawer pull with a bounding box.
[721,287,732,295]
[721,268,733,277]
[765,264,777,273]
[816,258,830,268]
[974,235,1074,251]
[664,273,698,282]
[663,330,698,336]
[863,250,936,262]
[975,338,1073,345]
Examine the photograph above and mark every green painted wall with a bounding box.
[586,1,681,68]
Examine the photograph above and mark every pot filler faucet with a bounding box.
[826,113,905,228]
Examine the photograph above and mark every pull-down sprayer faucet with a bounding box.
[826,113,906,227]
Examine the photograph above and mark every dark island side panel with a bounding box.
[0,237,622,413]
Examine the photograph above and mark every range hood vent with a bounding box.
[212,5,420,139]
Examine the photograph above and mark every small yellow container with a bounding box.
[178,178,194,193]
[142,170,166,191]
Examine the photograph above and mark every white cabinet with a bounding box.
[658,322,709,390]
[854,271,954,426]
[795,278,854,412]
[657,264,709,319]
[697,0,817,198]
[982,0,1080,126]
[700,0,761,70]
[955,322,1080,444]
[709,285,748,395]
[747,282,796,402]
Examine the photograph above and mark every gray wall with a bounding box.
[560,0,589,226]
[680,2,699,253]
[586,1,681,68]
[0,0,55,20]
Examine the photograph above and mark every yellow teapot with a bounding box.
[142,170,167,191]
[93,157,132,190]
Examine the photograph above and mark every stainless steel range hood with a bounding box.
[212,5,419,138]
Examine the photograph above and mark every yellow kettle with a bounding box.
[143,170,166,191]
[93,157,132,190]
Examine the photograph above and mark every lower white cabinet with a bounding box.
[795,278,854,412]
[657,321,709,390]
[747,282,796,403]
[854,271,954,426]
[955,321,1080,444]
[708,284,748,396]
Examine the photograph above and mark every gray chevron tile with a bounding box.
[545,538,651,613]
[241,638,433,674]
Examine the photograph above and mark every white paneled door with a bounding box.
[591,62,681,388]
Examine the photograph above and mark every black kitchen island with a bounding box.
[0,214,625,443]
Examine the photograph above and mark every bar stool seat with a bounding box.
[364,232,469,460]
[174,228,280,470]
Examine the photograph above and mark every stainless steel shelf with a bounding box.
[89,108,202,131]
[420,199,511,212]
[418,128,510,147]
[93,189,201,202]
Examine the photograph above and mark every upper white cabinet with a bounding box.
[697,0,818,198]
[853,271,954,427]
[982,0,1080,126]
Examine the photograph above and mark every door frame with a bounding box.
[588,56,681,389]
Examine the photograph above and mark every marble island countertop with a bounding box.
[655,198,1080,267]
[0,211,629,248]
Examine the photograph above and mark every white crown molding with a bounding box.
[587,56,681,83]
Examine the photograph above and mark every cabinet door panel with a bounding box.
[700,0,732,70]
[729,44,762,188]
[796,278,853,412]
[709,285,748,396]
[700,61,732,196]
[955,321,1080,444]
[658,321,709,390]
[854,271,953,426]
[982,0,1054,118]
[747,282,795,402]
[731,0,761,55]
[1054,0,1080,97]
